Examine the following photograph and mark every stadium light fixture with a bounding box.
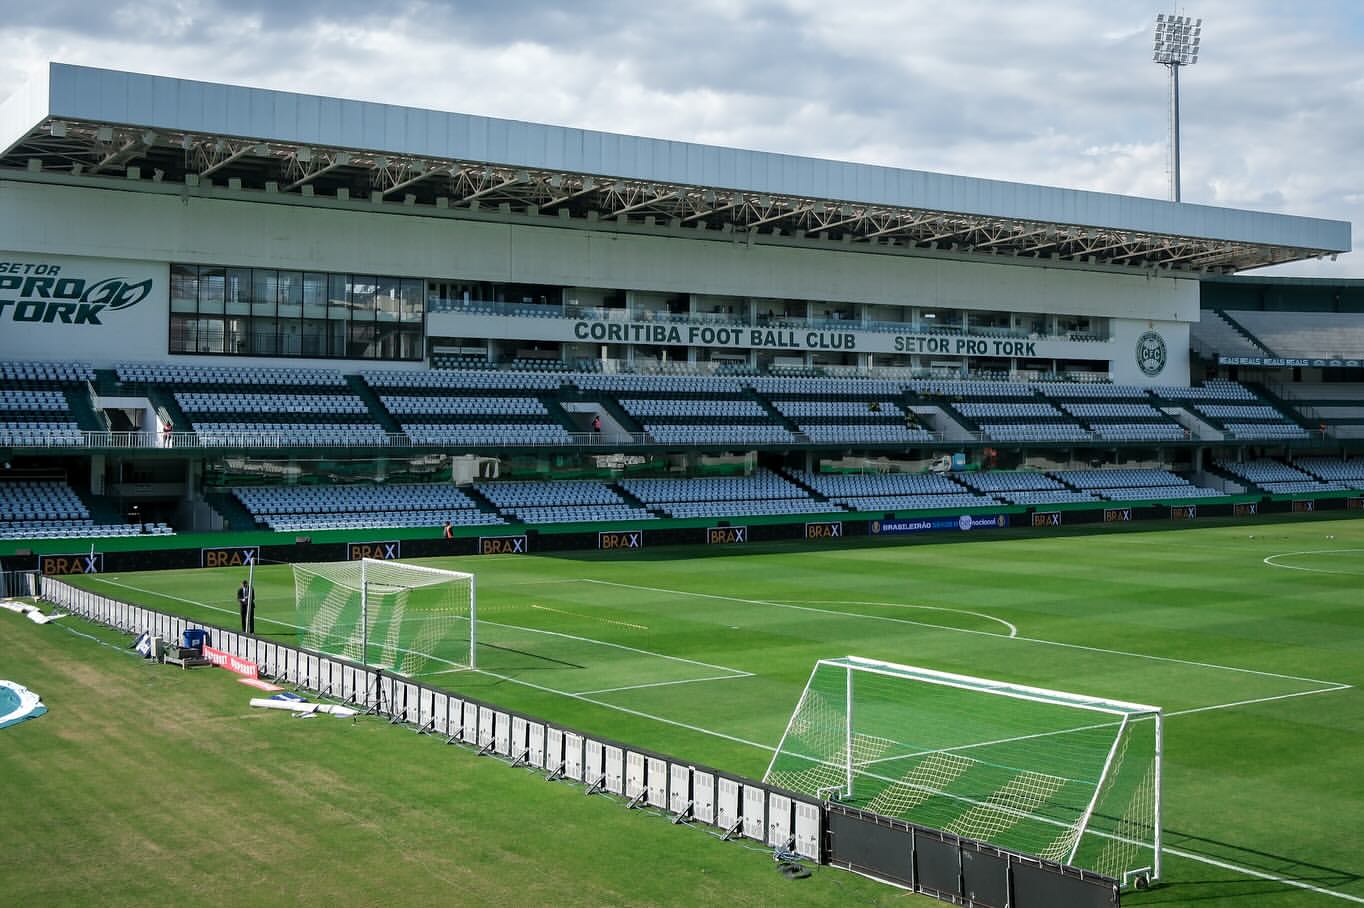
[1153,13,1202,202]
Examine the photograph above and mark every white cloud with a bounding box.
[0,0,1358,275]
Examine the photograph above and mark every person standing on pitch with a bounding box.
[238,578,256,633]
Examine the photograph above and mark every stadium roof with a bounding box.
[0,62,1351,274]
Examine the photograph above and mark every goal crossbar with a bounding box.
[837,656,1161,717]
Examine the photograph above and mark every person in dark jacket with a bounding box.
[237,579,256,633]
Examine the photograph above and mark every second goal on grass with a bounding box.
[764,656,1162,887]
[291,558,475,677]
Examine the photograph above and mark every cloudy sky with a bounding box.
[1,0,1360,276]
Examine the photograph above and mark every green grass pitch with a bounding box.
[46,516,1364,905]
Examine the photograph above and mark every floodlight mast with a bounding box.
[1153,13,1202,202]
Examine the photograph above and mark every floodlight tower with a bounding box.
[1153,13,1201,202]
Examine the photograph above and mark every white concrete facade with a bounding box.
[0,178,1195,384]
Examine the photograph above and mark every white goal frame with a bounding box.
[293,557,477,672]
[766,655,1163,883]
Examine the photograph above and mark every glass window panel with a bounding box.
[169,314,196,352]
[375,277,401,323]
[198,266,225,314]
[350,276,377,321]
[226,317,250,355]
[278,271,303,318]
[252,270,278,317]
[347,321,377,358]
[303,273,328,318]
[328,274,349,320]
[329,319,348,357]
[224,267,252,314]
[401,279,425,323]
[252,317,278,355]
[197,317,226,353]
[399,326,424,361]
[277,316,302,356]
[300,318,328,357]
[170,264,199,313]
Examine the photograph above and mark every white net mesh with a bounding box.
[764,657,1160,883]
[292,559,474,676]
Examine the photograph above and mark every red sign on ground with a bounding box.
[203,645,260,680]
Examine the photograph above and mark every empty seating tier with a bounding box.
[232,483,504,532]
[381,395,550,417]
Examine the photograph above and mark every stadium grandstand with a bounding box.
[0,63,1357,543]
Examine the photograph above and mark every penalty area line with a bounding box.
[574,672,755,696]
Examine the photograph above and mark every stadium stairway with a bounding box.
[774,467,831,501]
[73,487,129,527]
[749,390,805,438]
[1245,382,1318,433]
[609,483,665,517]
[1215,310,1278,357]
[346,375,403,434]
[203,491,262,531]
[63,384,110,432]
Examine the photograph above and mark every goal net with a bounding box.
[291,558,476,677]
[764,656,1162,885]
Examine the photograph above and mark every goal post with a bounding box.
[291,558,476,677]
[764,656,1162,886]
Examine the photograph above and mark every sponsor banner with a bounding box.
[348,541,401,561]
[1170,505,1197,521]
[598,530,644,550]
[1292,499,1315,513]
[203,645,260,680]
[571,320,1049,358]
[1031,511,1062,528]
[1233,502,1259,517]
[0,254,168,362]
[200,546,260,569]
[870,514,1010,536]
[479,535,528,555]
[1219,355,1364,369]
[706,526,748,545]
[1103,508,1133,523]
[805,521,844,540]
[39,552,103,575]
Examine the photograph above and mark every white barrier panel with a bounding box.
[605,745,624,795]
[510,716,527,760]
[446,697,463,737]
[584,739,604,786]
[625,752,646,799]
[477,706,495,749]
[527,722,545,768]
[494,712,511,755]
[647,757,668,808]
[544,727,564,774]
[693,772,715,825]
[403,682,420,722]
[794,800,821,862]
[742,784,766,840]
[418,688,434,730]
[766,792,792,848]
[669,764,691,817]
[717,778,740,831]
[461,702,478,744]
[563,732,584,781]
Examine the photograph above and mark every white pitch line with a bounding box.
[1167,684,1353,718]
[531,603,649,631]
[479,617,747,677]
[1263,549,1364,577]
[1161,846,1364,905]
[467,666,776,752]
[574,672,754,696]
[791,599,1017,637]
[583,579,1349,688]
